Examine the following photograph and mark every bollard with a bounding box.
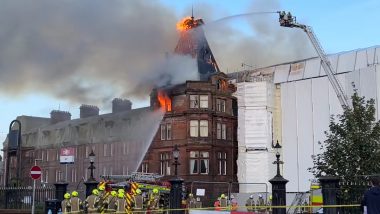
[269,175,288,214]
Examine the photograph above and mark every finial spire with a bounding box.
[191,5,194,20]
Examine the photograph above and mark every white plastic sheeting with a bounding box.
[234,46,380,193]
[236,81,275,193]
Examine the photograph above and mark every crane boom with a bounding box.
[278,11,350,110]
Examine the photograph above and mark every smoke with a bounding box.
[0,0,315,108]
[0,0,189,105]
[202,0,316,72]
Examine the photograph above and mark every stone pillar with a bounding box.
[269,176,288,214]
[169,178,184,214]
[319,176,340,214]
[54,182,68,202]
[84,180,99,198]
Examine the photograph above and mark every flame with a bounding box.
[176,16,193,31]
[157,90,172,112]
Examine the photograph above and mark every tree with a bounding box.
[309,92,380,182]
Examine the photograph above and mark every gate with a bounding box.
[0,186,55,210]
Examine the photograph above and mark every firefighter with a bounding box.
[70,191,82,214]
[62,193,71,214]
[245,195,255,212]
[86,189,100,213]
[256,194,265,213]
[230,195,238,211]
[187,193,196,209]
[105,191,117,213]
[115,191,127,214]
[97,184,107,213]
[147,188,160,212]
[267,195,272,213]
[214,197,221,211]
[133,188,144,213]
[220,194,228,209]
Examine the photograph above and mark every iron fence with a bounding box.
[0,186,55,210]
[337,180,370,214]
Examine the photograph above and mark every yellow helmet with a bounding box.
[136,189,142,195]
[64,193,71,199]
[118,188,125,193]
[220,194,226,198]
[118,192,124,198]
[98,185,105,191]
[153,188,159,194]
[71,191,78,197]
[111,191,117,197]
[92,189,99,195]
[269,195,273,200]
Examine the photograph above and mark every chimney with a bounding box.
[112,98,132,113]
[50,110,71,124]
[80,105,99,118]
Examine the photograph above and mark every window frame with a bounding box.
[160,152,171,176]
[189,151,209,175]
[216,99,226,112]
[217,152,227,175]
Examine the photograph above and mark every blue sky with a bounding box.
[1,0,380,145]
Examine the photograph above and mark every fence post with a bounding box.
[269,176,288,214]
[319,176,340,214]
[54,182,68,202]
[84,180,99,198]
[169,178,184,214]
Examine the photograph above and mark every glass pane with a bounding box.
[166,124,172,140]
[161,124,166,140]
[200,151,209,158]
[200,159,209,174]
[222,124,226,139]
[200,95,208,108]
[190,95,199,108]
[217,123,221,139]
[190,160,198,174]
[200,120,208,137]
[190,120,199,137]
[190,151,199,158]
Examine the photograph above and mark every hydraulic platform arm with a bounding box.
[278,11,350,110]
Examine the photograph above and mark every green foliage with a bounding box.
[309,92,380,182]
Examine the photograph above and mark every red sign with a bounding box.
[30,165,42,180]
[60,147,75,164]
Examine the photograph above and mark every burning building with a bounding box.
[2,15,238,205]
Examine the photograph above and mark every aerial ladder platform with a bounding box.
[278,11,350,110]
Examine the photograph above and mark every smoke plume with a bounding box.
[0,0,315,108]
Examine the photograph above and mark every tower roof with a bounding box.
[174,16,220,80]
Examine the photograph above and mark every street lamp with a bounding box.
[172,144,180,177]
[272,140,283,177]
[269,140,288,214]
[88,150,96,181]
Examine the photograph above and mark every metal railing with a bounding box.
[0,186,55,210]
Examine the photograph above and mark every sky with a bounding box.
[1,0,380,145]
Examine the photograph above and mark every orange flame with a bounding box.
[176,16,194,32]
[157,90,172,112]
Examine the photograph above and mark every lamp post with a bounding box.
[84,149,98,197]
[269,141,288,214]
[88,150,96,181]
[169,144,184,214]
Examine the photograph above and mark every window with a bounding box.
[110,144,114,156]
[217,123,221,139]
[123,143,128,155]
[141,162,149,173]
[200,95,208,108]
[190,95,208,109]
[85,146,89,158]
[166,124,172,140]
[161,124,172,140]
[190,120,208,137]
[160,124,166,140]
[160,153,171,175]
[218,152,227,175]
[103,144,108,156]
[189,151,209,174]
[190,120,199,137]
[222,124,226,140]
[45,170,49,183]
[190,95,199,108]
[200,120,208,137]
[216,99,226,112]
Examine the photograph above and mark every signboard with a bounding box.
[60,147,75,164]
[196,188,205,196]
[30,165,42,180]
